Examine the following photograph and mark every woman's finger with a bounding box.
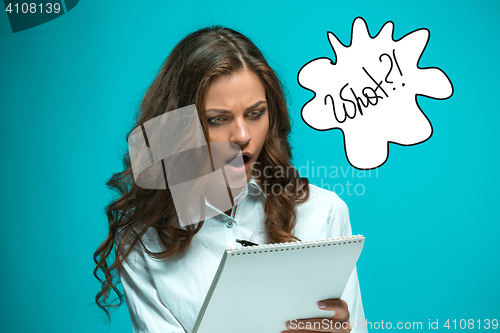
[317,299,350,321]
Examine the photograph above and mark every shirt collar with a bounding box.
[247,175,267,199]
[178,176,267,227]
[204,175,266,218]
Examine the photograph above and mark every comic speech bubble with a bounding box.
[298,17,453,169]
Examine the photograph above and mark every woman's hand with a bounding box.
[282,299,351,333]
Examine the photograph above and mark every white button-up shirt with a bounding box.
[119,176,367,333]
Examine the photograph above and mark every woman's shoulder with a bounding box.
[115,223,167,256]
[292,181,350,240]
[303,181,349,215]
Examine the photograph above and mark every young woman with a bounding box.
[94,26,367,333]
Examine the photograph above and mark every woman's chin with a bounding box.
[225,163,246,176]
[224,166,248,188]
[225,159,252,182]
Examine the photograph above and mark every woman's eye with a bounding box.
[208,116,223,125]
[249,111,263,119]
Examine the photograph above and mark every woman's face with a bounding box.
[204,69,269,182]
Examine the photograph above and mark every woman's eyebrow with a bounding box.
[206,100,267,114]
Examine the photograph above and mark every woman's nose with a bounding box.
[230,117,251,146]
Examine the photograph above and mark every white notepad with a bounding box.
[192,235,365,333]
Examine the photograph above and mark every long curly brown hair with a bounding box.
[93,25,310,317]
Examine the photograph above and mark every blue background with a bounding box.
[1,0,498,332]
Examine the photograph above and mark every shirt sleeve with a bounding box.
[118,240,188,333]
[328,195,368,333]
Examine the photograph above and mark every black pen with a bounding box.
[235,239,259,247]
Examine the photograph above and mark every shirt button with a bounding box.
[226,221,233,228]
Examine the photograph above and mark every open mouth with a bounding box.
[225,153,251,168]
